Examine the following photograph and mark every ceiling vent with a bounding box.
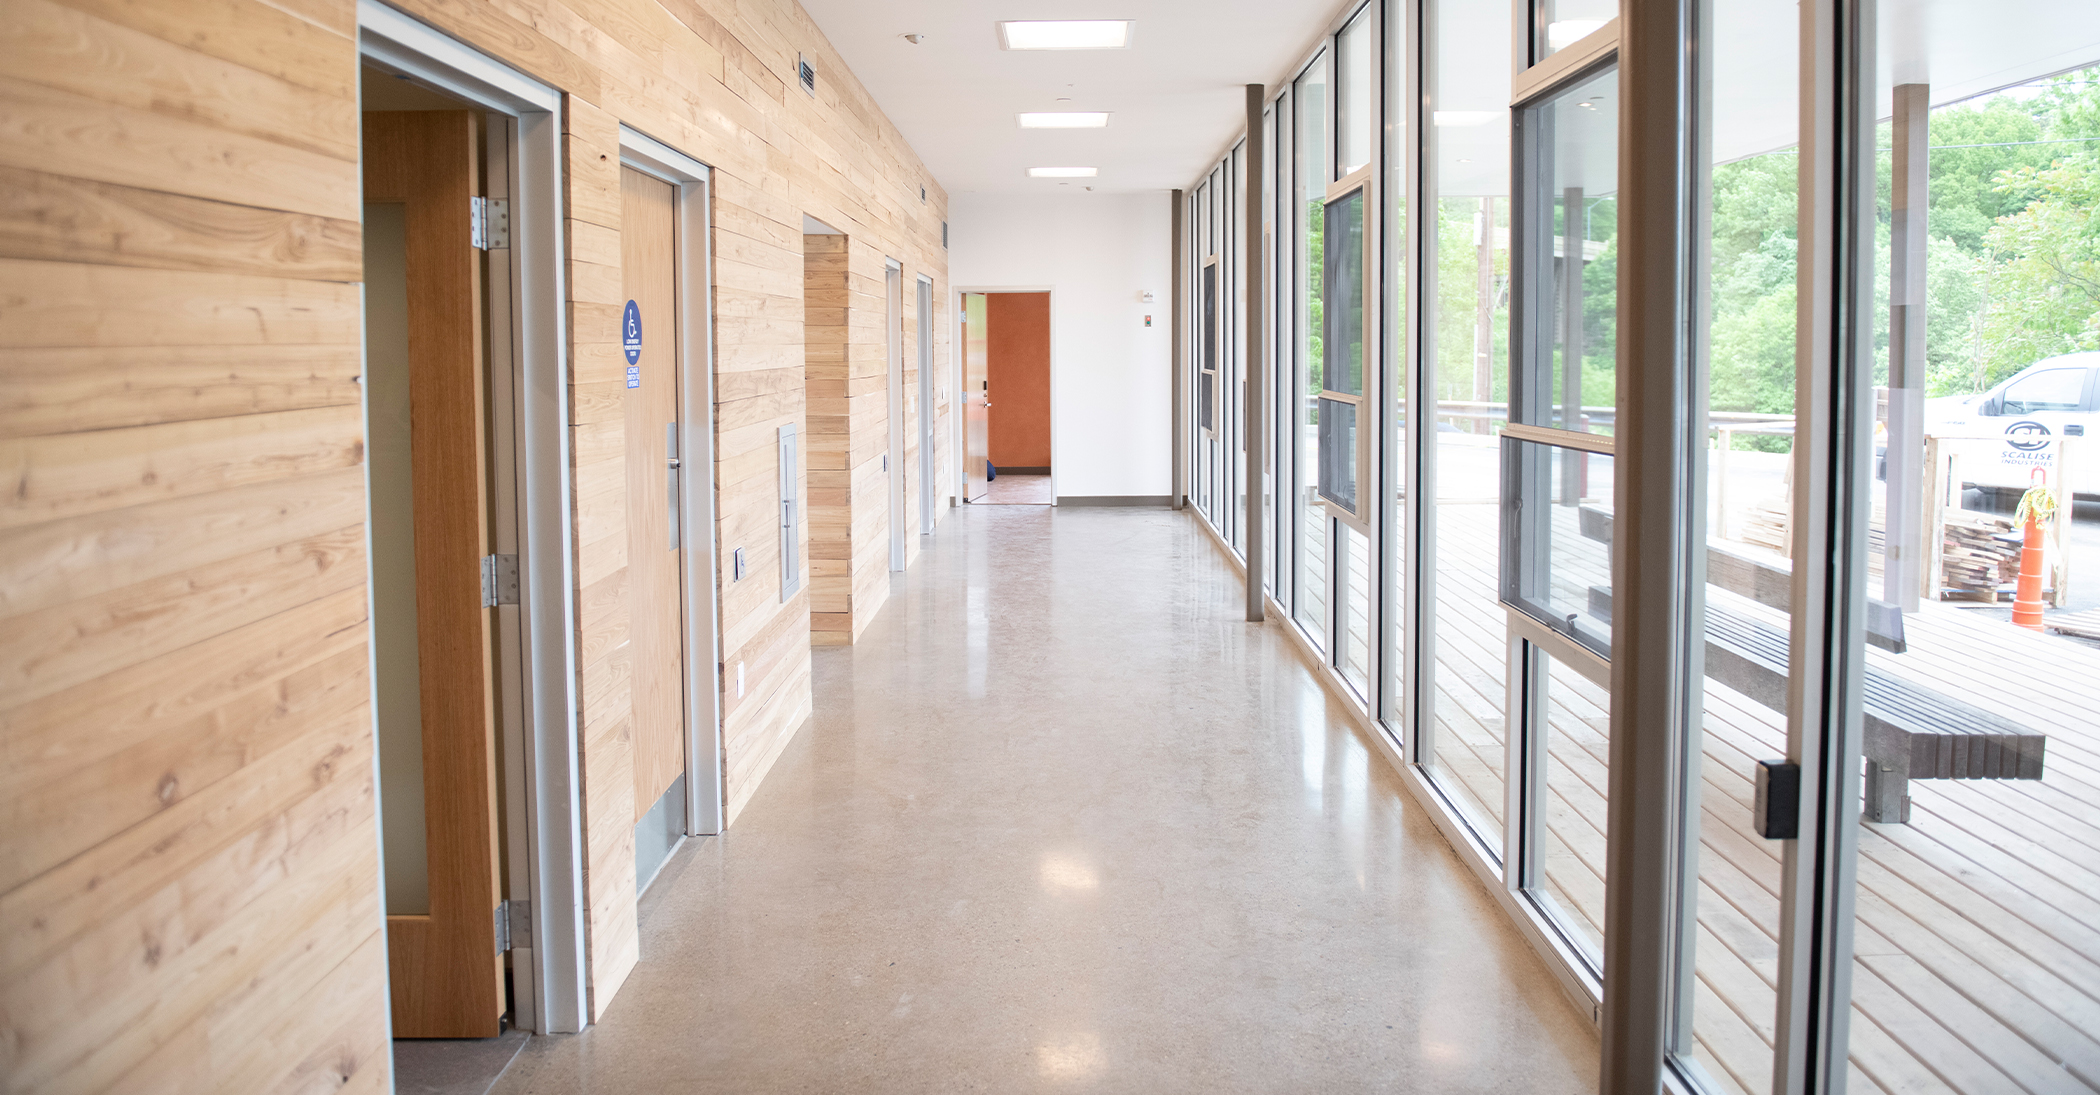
[796,53,816,98]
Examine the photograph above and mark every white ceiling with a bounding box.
[797,0,2100,201]
[796,0,1350,195]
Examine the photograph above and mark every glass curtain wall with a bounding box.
[1532,0,1616,64]
[1295,53,1332,645]
[1215,162,1235,542]
[1506,57,1621,971]
[1420,0,1513,856]
[1193,180,1215,521]
[1260,106,1276,601]
[1836,18,2100,1094]
[1679,2,1799,1089]
[1335,5,1377,699]
[1226,151,1245,552]
[1381,0,1409,726]
[1176,0,2100,1086]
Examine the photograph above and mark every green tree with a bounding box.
[1978,154,2100,384]
[1707,150,1800,449]
[1923,98,2053,253]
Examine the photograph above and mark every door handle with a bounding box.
[666,422,680,551]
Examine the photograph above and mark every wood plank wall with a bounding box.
[396,0,953,1022]
[806,239,940,645]
[1,0,951,1083]
[804,235,854,636]
[0,0,388,1088]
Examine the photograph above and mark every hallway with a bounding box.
[492,507,1596,1093]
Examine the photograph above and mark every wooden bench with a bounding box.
[1582,588,2046,822]
[1701,609,2045,823]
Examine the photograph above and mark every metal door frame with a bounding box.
[917,275,937,534]
[357,0,586,1035]
[617,126,725,839]
[886,259,907,570]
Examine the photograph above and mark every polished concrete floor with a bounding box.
[492,506,1597,1093]
[979,473,1054,504]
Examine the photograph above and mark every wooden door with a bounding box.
[622,167,687,821]
[362,111,506,1038]
[963,292,990,502]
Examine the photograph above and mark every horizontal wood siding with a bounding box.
[4,0,949,1080]
[390,0,952,1021]
[0,0,384,1089]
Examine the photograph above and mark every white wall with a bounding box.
[948,192,1173,498]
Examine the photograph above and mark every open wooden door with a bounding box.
[962,292,990,502]
[363,111,507,1038]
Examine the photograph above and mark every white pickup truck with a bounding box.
[1924,351,2100,500]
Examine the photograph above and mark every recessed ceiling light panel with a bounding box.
[999,20,1133,50]
[1018,112,1112,129]
[1028,167,1099,178]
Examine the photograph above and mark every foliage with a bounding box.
[1391,66,2100,443]
[1976,155,2100,384]
[1701,63,2100,433]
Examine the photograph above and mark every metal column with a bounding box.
[1245,85,1268,621]
[1601,0,1707,1086]
[1884,82,1927,612]
[1173,190,1187,510]
[1773,0,1875,1087]
[1561,185,1586,505]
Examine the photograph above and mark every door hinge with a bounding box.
[481,554,520,607]
[471,196,511,250]
[496,899,532,953]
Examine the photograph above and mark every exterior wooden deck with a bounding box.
[1424,501,2100,1095]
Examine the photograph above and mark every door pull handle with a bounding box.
[666,422,680,551]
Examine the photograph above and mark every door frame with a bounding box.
[886,259,907,570]
[952,285,1058,502]
[358,0,588,1036]
[916,274,937,534]
[616,126,726,838]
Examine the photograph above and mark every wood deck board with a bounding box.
[1421,503,2100,1093]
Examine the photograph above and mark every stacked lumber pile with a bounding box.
[1940,510,2018,595]
[1737,498,1886,584]
[1739,500,1789,555]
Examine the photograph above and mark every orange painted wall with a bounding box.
[986,292,1052,468]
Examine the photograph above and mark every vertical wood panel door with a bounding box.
[362,111,506,1038]
[622,168,686,821]
[984,292,1053,468]
[962,292,990,502]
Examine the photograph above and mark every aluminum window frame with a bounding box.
[1316,163,1379,536]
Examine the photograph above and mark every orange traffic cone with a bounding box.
[2010,472,2057,631]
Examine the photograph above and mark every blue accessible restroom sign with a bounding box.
[623,299,643,388]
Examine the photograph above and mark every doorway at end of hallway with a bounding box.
[972,290,1051,505]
